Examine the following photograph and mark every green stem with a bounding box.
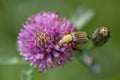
[88,40,97,52]
[21,66,34,80]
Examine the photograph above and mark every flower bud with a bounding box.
[92,27,110,46]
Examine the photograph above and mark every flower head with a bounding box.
[18,12,76,72]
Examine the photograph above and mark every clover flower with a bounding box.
[17,12,77,72]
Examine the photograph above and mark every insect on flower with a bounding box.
[58,31,89,46]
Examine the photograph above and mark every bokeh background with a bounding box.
[0,0,120,80]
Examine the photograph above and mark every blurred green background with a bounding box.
[0,0,120,80]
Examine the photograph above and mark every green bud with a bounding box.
[92,27,110,46]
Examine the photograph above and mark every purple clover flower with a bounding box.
[18,12,76,72]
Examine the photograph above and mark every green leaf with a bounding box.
[74,48,100,73]
[21,66,34,80]
[0,56,26,65]
[70,8,94,30]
